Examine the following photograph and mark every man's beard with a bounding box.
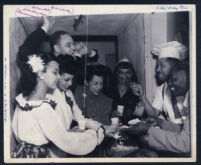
[155,73,166,86]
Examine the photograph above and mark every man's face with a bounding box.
[156,58,172,83]
[56,34,75,56]
[117,68,133,85]
[168,70,188,96]
[58,73,74,92]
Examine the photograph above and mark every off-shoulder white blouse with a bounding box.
[12,94,98,156]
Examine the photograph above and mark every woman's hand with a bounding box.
[130,83,144,97]
[145,117,159,127]
[120,122,150,135]
[104,124,118,138]
[134,101,144,117]
[105,124,118,134]
[112,110,123,117]
[96,127,105,145]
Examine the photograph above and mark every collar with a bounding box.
[84,86,103,97]
[16,94,57,111]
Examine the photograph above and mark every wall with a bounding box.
[38,40,117,71]
[117,12,188,101]
[118,14,145,87]
[144,12,189,101]
[87,41,116,70]
[144,13,168,101]
[167,12,189,46]
[9,18,27,152]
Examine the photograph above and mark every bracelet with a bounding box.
[96,125,105,135]
[100,125,106,134]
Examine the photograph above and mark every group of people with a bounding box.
[123,42,190,156]
[11,17,190,158]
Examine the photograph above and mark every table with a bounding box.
[69,126,158,157]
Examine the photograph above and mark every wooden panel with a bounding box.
[118,14,145,87]
[144,13,167,102]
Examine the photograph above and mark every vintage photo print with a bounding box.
[3,4,196,163]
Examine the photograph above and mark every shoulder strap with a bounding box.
[162,84,165,100]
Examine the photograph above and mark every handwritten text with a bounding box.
[15,5,74,17]
[156,5,188,11]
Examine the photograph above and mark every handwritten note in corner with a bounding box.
[15,5,75,17]
[156,5,188,11]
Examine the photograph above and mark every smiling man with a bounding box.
[146,64,190,155]
[123,64,190,155]
[130,41,188,131]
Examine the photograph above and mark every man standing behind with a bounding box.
[17,17,88,92]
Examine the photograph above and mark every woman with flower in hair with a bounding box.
[11,54,103,158]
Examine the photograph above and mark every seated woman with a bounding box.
[108,59,145,125]
[74,67,113,126]
[74,67,116,157]
[12,54,103,158]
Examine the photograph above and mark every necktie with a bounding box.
[64,93,73,108]
[171,93,182,119]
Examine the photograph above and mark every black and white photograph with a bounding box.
[3,5,196,163]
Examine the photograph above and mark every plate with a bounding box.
[128,118,141,125]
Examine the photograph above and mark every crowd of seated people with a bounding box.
[11,17,191,158]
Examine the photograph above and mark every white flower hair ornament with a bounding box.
[27,55,45,73]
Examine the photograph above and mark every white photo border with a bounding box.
[3,4,196,163]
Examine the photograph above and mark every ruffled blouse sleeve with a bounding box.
[34,102,98,155]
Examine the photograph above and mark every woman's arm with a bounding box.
[35,103,98,155]
[66,90,102,130]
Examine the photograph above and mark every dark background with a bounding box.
[1,0,201,165]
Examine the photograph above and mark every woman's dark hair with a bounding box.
[58,56,77,75]
[49,31,70,51]
[113,61,138,83]
[17,53,56,97]
[86,67,105,83]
